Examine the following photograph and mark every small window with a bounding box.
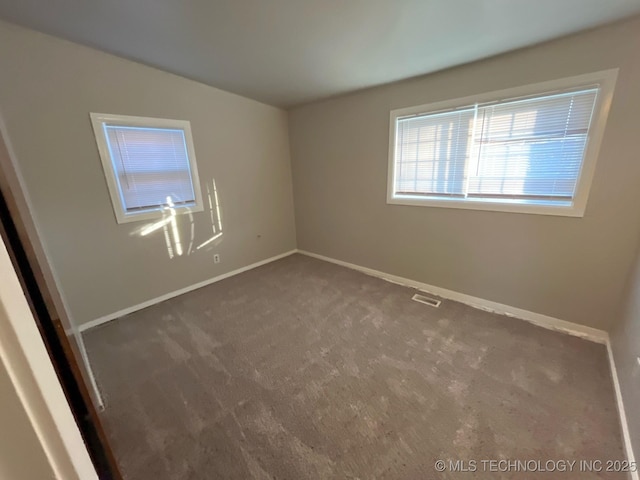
[90,113,203,224]
[387,70,617,216]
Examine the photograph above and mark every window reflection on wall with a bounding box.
[133,178,223,259]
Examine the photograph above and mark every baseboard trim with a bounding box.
[606,340,638,480]
[297,250,608,344]
[79,249,298,332]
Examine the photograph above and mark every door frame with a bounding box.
[0,228,98,480]
[0,114,103,407]
[0,114,122,478]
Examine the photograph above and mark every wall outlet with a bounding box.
[637,356,640,367]
[213,254,221,264]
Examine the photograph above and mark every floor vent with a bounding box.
[412,293,441,308]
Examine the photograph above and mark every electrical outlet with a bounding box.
[213,254,221,264]
[637,356,640,367]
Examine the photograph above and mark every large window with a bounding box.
[387,70,617,216]
[91,113,203,224]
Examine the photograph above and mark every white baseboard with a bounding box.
[606,340,638,480]
[79,249,297,332]
[297,250,608,344]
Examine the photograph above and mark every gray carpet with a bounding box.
[84,253,626,479]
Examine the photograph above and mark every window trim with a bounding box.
[90,113,204,224]
[387,69,618,217]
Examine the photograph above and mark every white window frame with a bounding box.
[387,69,618,217]
[90,113,204,224]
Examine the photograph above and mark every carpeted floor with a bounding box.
[84,253,626,479]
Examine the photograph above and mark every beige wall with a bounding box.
[289,16,640,330]
[0,360,55,480]
[0,21,297,327]
[611,245,640,464]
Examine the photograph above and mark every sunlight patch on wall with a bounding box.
[133,178,223,259]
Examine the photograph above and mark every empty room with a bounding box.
[0,1,640,479]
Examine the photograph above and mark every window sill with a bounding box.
[114,204,204,224]
[387,195,584,217]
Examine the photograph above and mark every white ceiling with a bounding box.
[1,0,639,107]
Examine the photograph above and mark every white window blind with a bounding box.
[91,113,203,224]
[396,108,474,197]
[393,87,599,206]
[104,125,197,213]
